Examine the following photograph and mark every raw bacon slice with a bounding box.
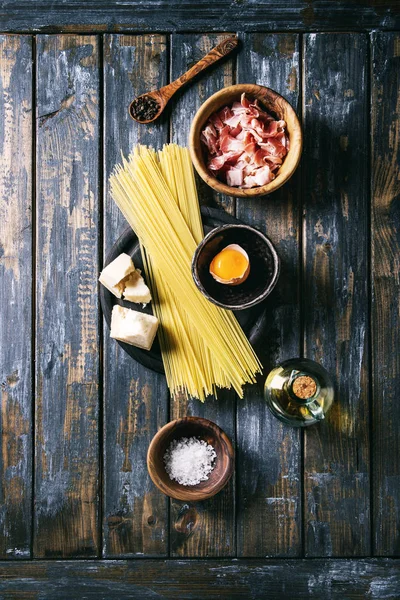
[244,141,258,158]
[229,124,242,138]
[220,134,245,154]
[208,155,227,171]
[260,137,287,158]
[218,106,234,123]
[201,93,289,188]
[224,113,242,128]
[253,165,274,186]
[209,112,224,130]
[226,168,244,187]
[240,93,251,110]
[201,124,219,155]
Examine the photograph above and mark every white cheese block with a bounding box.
[99,253,135,298]
[110,304,158,351]
[123,269,152,304]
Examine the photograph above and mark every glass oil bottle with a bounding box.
[264,358,334,427]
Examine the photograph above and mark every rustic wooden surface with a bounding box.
[0,559,398,599]
[0,18,400,598]
[1,1,400,33]
[35,34,101,557]
[103,33,169,558]
[302,33,370,557]
[169,33,236,558]
[0,34,32,559]
[236,32,302,558]
[371,31,400,557]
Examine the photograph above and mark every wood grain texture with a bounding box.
[0,27,396,565]
[169,33,236,557]
[371,32,400,557]
[0,34,32,559]
[103,34,169,557]
[0,1,399,33]
[303,33,370,556]
[0,559,398,599]
[171,33,235,215]
[35,35,100,557]
[235,33,302,557]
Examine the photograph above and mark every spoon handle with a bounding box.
[159,36,239,102]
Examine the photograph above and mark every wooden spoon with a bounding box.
[129,36,239,124]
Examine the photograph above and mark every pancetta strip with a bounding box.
[201,93,289,188]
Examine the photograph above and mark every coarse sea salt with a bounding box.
[163,437,217,486]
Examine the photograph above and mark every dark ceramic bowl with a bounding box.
[192,224,280,310]
[147,417,234,501]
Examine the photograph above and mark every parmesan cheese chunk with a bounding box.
[99,253,135,298]
[110,305,158,351]
[123,269,152,304]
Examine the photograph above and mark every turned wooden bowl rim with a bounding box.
[147,416,235,501]
[189,83,303,198]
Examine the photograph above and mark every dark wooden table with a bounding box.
[0,2,400,598]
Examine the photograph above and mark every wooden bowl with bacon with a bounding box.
[189,84,302,198]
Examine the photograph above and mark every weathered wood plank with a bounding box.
[103,34,169,557]
[0,559,398,599]
[170,33,235,215]
[35,35,100,557]
[371,32,400,557]
[0,1,399,33]
[236,33,302,557]
[303,33,370,556]
[0,34,32,559]
[169,33,236,557]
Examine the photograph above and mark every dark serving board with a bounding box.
[100,206,269,373]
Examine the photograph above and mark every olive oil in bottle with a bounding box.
[264,358,334,427]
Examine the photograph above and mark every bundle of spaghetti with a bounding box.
[142,257,223,399]
[157,144,249,392]
[110,144,262,400]
[151,145,229,398]
[141,145,230,399]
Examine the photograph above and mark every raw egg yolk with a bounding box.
[210,248,248,281]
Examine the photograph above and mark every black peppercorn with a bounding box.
[130,95,160,122]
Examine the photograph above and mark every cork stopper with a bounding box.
[292,375,317,400]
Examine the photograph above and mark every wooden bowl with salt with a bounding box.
[147,417,234,501]
[189,83,302,198]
